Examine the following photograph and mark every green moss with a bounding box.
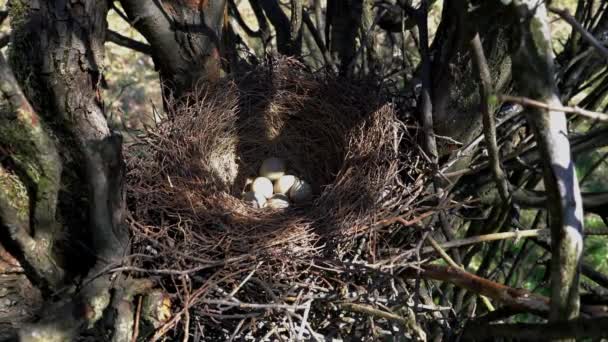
[0,167,30,222]
[0,117,43,184]
[530,18,551,59]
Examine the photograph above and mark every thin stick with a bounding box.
[338,302,407,325]
[297,300,312,341]
[427,236,461,269]
[131,296,143,342]
[422,229,545,254]
[229,261,262,298]
[199,300,309,310]
[499,94,608,122]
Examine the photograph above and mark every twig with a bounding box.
[338,302,407,325]
[200,300,309,310]
[427,236,461,269]
[297,300,312,341]
[375,210,436,227]
[228,319,245,342]
[131,296,143,342]
[498,94,608,122]
[229,262,262,298]
[422,229,546,254]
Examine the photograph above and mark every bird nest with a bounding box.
[126,59,431,340]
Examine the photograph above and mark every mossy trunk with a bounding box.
[1,0,130,339]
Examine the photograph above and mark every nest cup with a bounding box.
[126,59,420,336]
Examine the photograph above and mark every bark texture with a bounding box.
[4,0,129,339]
[119,0,227,98]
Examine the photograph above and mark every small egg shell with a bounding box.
[242,191,266,208]
[259,157,286,181]
[289,179,313,204]
[266,194,290,209]
[251,177,274,199]
[274,175,297,194]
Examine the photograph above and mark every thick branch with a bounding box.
[0,53,64,289]
[509,1,584,321]
[402,264,550,315]
[119,0,226,96]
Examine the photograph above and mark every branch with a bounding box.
[471,33,510,202]
[498,94,608,122]
[0,53,65,290]
[258,0,291,55]
[510,2,584,321]
[302,10,335,70]
[416,0,438,164]
[402,264,550,315]
[289,0,303,55]
[106,30,152,55]
[549,7,608,61]
[422,229,546,254]
[463,317,608,340]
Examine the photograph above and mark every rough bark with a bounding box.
[4,0,130,339]
[119,0,227,98]
[0,54,65,292]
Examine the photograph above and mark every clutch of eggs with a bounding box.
[242,157,313,208]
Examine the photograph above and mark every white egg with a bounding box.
[251,177,273,199]
[274,175,297,194]
[259,157,286,181]
[242,191,266,208]
[266,194,290,209]
[289,179,313,204]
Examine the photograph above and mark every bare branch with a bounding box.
[471,33,510,202]
[499,94,608,122]
[402,264,550,315]
[510,1,584,320]
[106,30,152,55]
[423,229,546,254]
[417,0,438,164]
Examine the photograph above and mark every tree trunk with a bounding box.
[119,0,227,99]
[2,0,130,339]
